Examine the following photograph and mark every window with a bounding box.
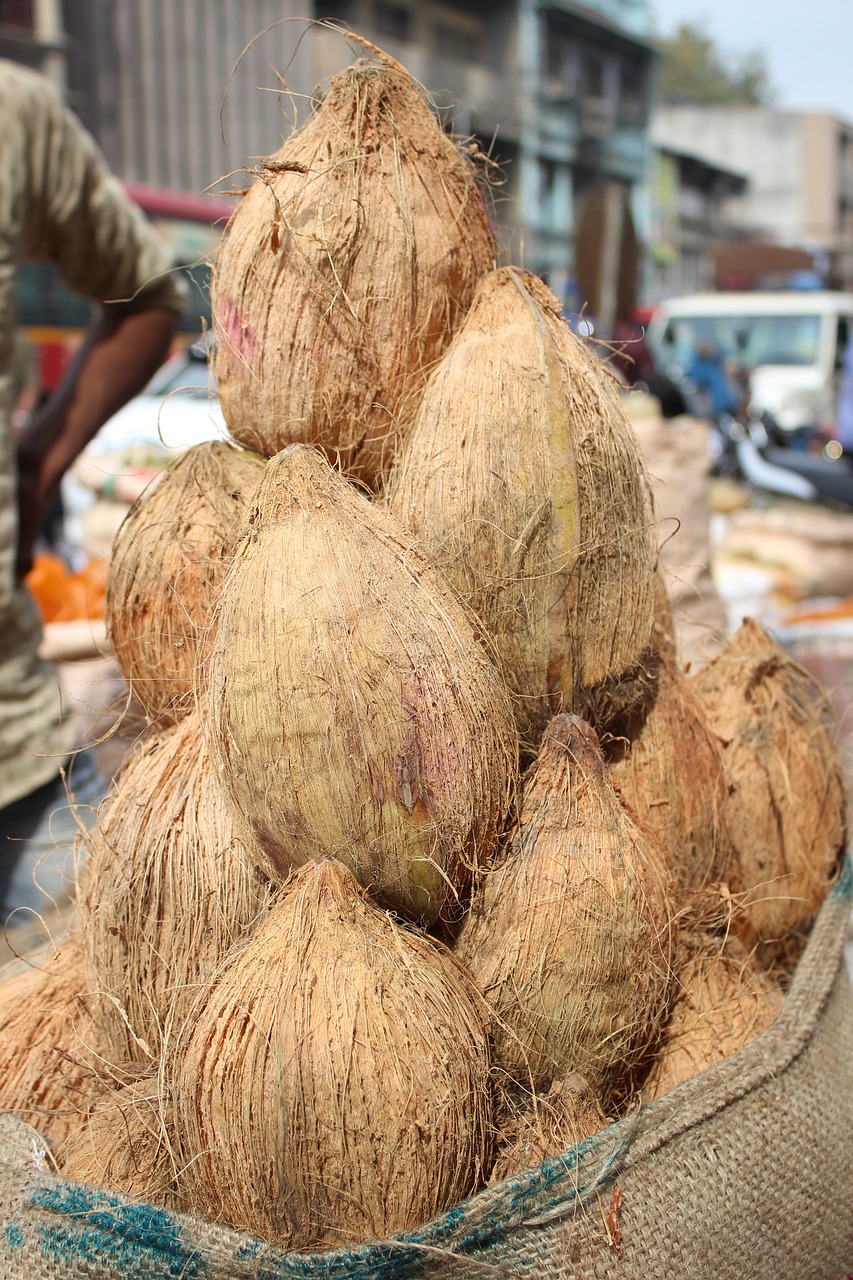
[374,1,411,42]
[543,25,578,95]
[316,0,356,24]
[434,19,479,64]
[579,47,605,100]
[0,1,34,30]
[618,60,647,125]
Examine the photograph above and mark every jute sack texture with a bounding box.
[1,859,852,1280]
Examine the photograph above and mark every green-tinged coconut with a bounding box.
[106,441,264,725]
[81,713,273,1062]
[169,857,493,1249]
[0,938,108,1148]
[643,930,784,1100]
[212,53,497,489]
[605,649,734,899]
[200,443,519,926]
[385,266,658,751]
[489,1073,608,1183]
[690,617,846,962]
[56,1070,185,1209]
[455,714,676,1102]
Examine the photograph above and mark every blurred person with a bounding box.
[0,60,186,928]
[611,313,687,419]
[684,338,740,420]
[836,331,853,454]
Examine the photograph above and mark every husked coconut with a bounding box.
[0,938,107,1148]
[106,441,264,725]
[169,857,493,1249]
[213,52,497,489]
[455,714,675,1102]
[643,930,784,1099]
[385,266,658,751]
[605,649,734,899]
[81,714,273,1062]
[56,1071,185,1210]
[489,1073,608,1183]
[690,617,846,961]
[201,443,519,926]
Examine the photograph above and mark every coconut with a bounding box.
[56,1071,185,1209]
[106,440,264,725]
[690,617,846,961]
[80,713,273,1062]
[643,930,784,1100]
[454,714,676,1102]
[489,1073,608,1183]
[169,856,493,1249]
[605,649,734,899]
[0,938,108,1148]
[384,266,658,752]
[200,443,519,926]
[212,52,497,490]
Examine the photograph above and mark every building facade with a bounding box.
[651,105,853,292]
[313,0,656,312]
[2,0,658,318]
[643,140,748,301]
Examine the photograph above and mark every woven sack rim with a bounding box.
[3,855,851,1279]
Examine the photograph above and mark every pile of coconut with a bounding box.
[0,40,846,1254]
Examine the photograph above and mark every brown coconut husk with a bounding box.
[200,443,519,927]
[80,713,274,1062]
[454,714,676,1105]
[604,649,735,900]
[212,52,497,490]
[690,617,847,966]
[168,856,493,1250]
[385,266,658,753]
[56,1070,186,1210]
[489,1073,608,1183]
[643,930,784,1100]
[106,441,264,726]
[0,938,110,1148]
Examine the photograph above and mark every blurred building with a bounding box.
[1,0,659,314]
[651,105,853,292]
[313,0,657,310]
[643,140,749,301]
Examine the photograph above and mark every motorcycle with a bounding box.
[709,404,853,511]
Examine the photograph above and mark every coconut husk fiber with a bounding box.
[200,443,519,927]
[643,930,784,1101]
[80,713,274,1063]
[690,617,847,964]
[0,937,109,1149]
[168,857,493,1250]
[385,266,658,753]
[454,714,676,1104]
[212,50,497,490]
[56,1070,186,1211]
[489,1073,609,1184]
[106,441,264,726]
[605,649,734,900]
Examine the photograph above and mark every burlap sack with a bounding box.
[2,860,852,1280]
[630,411,729,671]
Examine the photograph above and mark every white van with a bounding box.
[645,291,853,434]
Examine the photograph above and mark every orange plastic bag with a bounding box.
[25,552,108,623]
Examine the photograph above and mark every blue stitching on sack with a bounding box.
[27,1184,206,1277]
[832,855,853,900]
[22,1128,624,1278]
[4,1222,25,1250]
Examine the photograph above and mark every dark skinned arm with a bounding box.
[15,300,179,582]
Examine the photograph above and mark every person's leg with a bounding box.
[0,750,105,926]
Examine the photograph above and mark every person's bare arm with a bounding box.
[15,300,179,581]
